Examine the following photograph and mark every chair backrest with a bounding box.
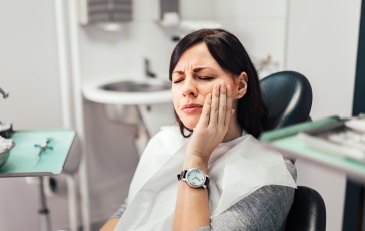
[285,186,326,231]
[260,70,313,131]
[259,71,326,230]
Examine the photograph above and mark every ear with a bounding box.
[235,72,248,99]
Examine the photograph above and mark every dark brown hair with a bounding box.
[169,28,268,138]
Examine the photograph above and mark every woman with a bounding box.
[101,28,297,231]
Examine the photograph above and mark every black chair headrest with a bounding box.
[260,71,313,131]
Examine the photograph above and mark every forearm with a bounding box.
[174,182,210,230]
[99,217,119,231]
[173,157,210,230]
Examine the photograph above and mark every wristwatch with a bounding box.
[177,167,210,189]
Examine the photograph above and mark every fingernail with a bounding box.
[231,109,235,115]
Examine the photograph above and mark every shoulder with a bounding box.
[151,125,185,146]
[151,125,182,141]
[210,184,295,230]
[208,136,296,230]
[140,125,186,158]
[237,134,297,182]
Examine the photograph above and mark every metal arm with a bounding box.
[144,58,156,78]
[0,87,9,99]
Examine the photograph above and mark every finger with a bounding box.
[217,82,227,126]
[197,93,212,128]
[224,84,233,127]
[209,84,220,126]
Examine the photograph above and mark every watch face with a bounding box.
[186,168,205,188]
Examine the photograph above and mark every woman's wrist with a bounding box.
[183,154,209,173]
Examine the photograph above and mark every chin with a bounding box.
[181,120,198,130]
[177,113,200,130]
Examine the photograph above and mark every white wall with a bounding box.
[0,1,70,230]
[286,1,362,230]
[215,0,288,74]
[0,1,62,129]
[286,0,361,119]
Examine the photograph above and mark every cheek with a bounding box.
[171,89,180,111]
[203,86,213,96]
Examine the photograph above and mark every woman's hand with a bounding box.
[185,81,233,166]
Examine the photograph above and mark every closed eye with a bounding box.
[172,75,214,83]
[173,78,184,84]
[197,76,214,81]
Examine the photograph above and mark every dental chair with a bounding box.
[260,70,312,130]
[285,186,326,231]
[259,70,326,231]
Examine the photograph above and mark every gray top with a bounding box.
[112,158,296,231]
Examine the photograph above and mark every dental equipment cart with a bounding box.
[0,128,76,231]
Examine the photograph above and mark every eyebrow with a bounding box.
[173,67,217,74]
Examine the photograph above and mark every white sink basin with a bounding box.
[82,78,172,105]
[82,78,175,157]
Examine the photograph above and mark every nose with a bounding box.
[181,76,197,97]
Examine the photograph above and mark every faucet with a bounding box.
[144,58,156,78]
[0,87,9,99]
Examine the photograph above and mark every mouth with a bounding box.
[182,104,203,113]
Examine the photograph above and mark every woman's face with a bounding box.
[171,42,243,129]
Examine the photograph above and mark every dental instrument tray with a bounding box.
[298,118,365,163]
[0,128,76,177]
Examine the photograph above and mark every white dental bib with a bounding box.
[115,126,296,231]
